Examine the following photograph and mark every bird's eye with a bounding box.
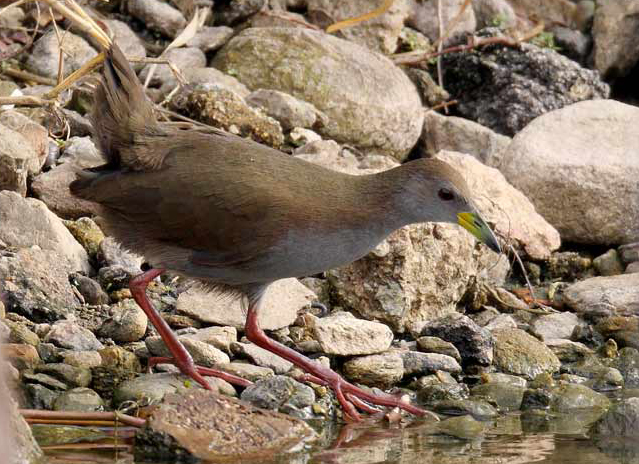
[438,188,455,201]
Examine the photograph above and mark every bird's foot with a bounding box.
[298,371,438,422]
[148,356,252,388]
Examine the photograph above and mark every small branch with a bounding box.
[428,99,458,112]
[1,67,57,85]
[20,409,147,428]
[43,51,105,99]
[0,95,52,106]
[326,0,395,33]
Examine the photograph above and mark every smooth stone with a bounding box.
[183,326,237,354]
[53,387,104,412]
[549,383,610,412]
[564,274,639,318]
[246,88,327,131]
[499,100,638,246]
[437,415,486,440]
[160,67,250,99]
[127,0,186,37]
[26,29,98,79]
[104,19,146,67]
[507,0,576,26]
[35,363,91,388]
[213,27,423,160]
[407,0,476,44]
[186,26,234,52]
[99,299,148,343]
[593,397,639,437]
[220,362,274,382]
[3,343,41,371]
[230,342,292,374]
[416,336,462,363]
[531,312,580,341]
[136,389,314,462]
[177,278,315,331]
[140,47,206,87]
[400,351,462,376]
[433,399,499,419]
[592,0,639,78]
[480,372,527,388]
[471,382,525,412]
[146,336,230,368]
[44,321,104,351]
[472,0,517,28]
[492,328,561,380]
[309,312,393,356]
[62,350,102,369]
[0,110,48,170]
[485,314,517,331]
[343,352,404,388]
[545,339,592,363]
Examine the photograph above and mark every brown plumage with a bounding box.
[71,44,499,421]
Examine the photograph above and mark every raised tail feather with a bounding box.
[89,44,165,171]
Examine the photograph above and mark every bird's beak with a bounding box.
[457,212,501,253]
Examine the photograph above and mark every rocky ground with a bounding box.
[1,0,639,462]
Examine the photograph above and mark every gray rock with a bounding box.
[485,314,517,331]
[114,372,236,407]
[127,0,186,37]
[492,328,561,380]
[35,363,91,388]
[246,89,327,131]
[214,0,265,26]
[24,383,59,410]
[0,110,48,171]
[0,123,39,195]
[416,336,461,363]
[220,362,274,382]
[593,249,625,276]
[627,262,639,274]
[471,382,525,412]
[421,111,511,166]
[545,339,592,363]
[400,350,462,375]
[44,321,104,351]
[549,383,610,412]
[593,397,639,437]
[146,336,230,368]
[240,375,315,415]
[184,326,237,354]
[417,380,469,405]
[230,342,292,374]
[62,350,102,369]
[141,47,206,87]
[186,26,234,53]
[564,274,639,318]
[500,100,638,246]
[473,0,517,29]
[442,36,609,136]
[307,0,410,54]
[213,27,423,160]
[437,415,486,440]
[508,0,576,27]
[592,0,639,78]
[531,312,580,341]
[343,352,404,388]
[433,398,499,419]
[23,372,68,391]
[53,387,104,412]
[161,67,250,98]
[71,274,109,305]
[309,311,393,356]
[99,299,148,343]
[407,0,476,44]
[0,247,80,322]
[0,191,90,272]
[177,278,315,331]
[105,19,146,66]
[551,26,591,64]
[26,29,98,79]
[420,313,494,367]
[620,242,639,264]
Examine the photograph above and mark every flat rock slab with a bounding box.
[564,273,639,318]
[136,389,315,462]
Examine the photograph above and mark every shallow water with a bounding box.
[39,409,639,464]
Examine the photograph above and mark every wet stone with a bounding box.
[471,382,526,412]
[433,399,499,419]
[437,415,487,440]
[53,387,104,412]
[240,375,315,418]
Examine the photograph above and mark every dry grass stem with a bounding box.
[326,0,395,33]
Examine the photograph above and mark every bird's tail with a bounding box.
[91,44,165,171]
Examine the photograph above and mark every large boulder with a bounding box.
[592,0,639,78]
[213,27,423,160]
[499,100,639,246]
[564,274,639,318]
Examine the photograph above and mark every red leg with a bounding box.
[129,269,250,389]
[244,298,438,422]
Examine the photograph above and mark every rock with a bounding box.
[36,343,61,364]
[146,336,230,368]
[114,373,236,407]
[593,397,639,437]
[508,0,576,26]
[400,351,462,376]
[416,336,462,363]
[62,350,102,369]
[546,251,593,281]
[32,137,105,218]
[65,218,105,260]
[177,278,315,331]
[213,0,265,26]
[99,299,148,343]
[480,372,527,387]
[2,380,44,464]
[184,326,237,354]
[53,387,104,412]
[2,344,40,371]
[627,262,639,274]
[5,321,39,347]
[437,415,486,440]
[343,352,404,388]
[136,389,314,462]
[240,375,315,416]
[170,84,284,148]
[230,342,292,374]
[0,110,48,169]
[420,313,493,367]
[473,0,517,29]
[593,249,625,276]
[289,128,321,146]
[407,0,476,44]
[307,0,410,53]
[308,312,392,356]
[186,26,234,53]
[160,67,250,99]
[550,26,592,65]
[44,321,104,351]
[549,383,610,412]
[220,362,274,382]
[141,47,206,87]
[492,328,561,380]
[23,384,59,410]
[246,89,327,131]
[294,141,398,174]
[545,339,592,363]
[70,274,109,306]
[421,111,511,166]
[531,312,580,341]
[433,398,499,419]
[213,27,423,160]
[471,382,525,412]
[620,243,639,265]
[0,247,80,322]
[442,35,609,136]
[0,123,39,195]
[485,314,517,331]
[91,346,141,402]
[564,274,639,318]
[35,363,91,388]
[105,19,146,67]
[592,0,639,78]
[611,348,639,388]
[127,0,186,37]
[26,29,98,79]
[499,100,638,245]
[23,372,69,391]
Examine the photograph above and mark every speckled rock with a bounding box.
[99,299,148,343]
[564,274,639,318]
[240,375,315,416]
[213,27,423,160]
[492,328,561,379]
[531,312,580,341]
[44,321,103,351]
[592,0,639,78]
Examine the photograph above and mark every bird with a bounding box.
[70,43,500,421]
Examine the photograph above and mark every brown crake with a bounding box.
[71,44,499,421]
